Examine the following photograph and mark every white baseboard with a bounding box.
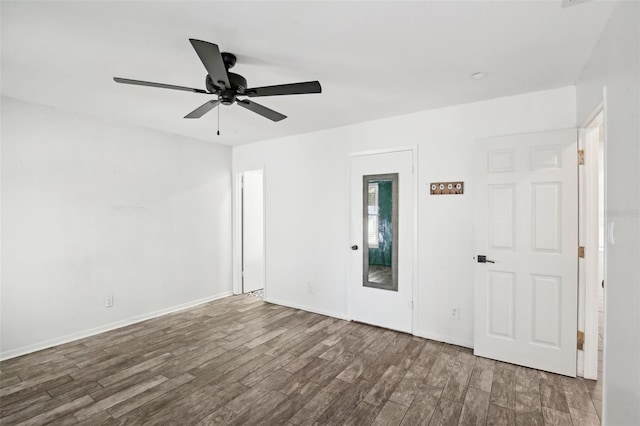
[265,297,348,321]
[264,298,474,350]
[414,329,474,349]
[0,291,233,361]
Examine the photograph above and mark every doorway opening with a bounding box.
[580,108,605,413]
[234,169,265,298]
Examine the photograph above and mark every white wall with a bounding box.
[1,97,232,359]
[576,2,640,424]
[233,86,576,347]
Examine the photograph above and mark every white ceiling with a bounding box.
[1,1,614,146]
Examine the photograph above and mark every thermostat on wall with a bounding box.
[430,181,464,195]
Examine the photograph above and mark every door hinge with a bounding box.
[577,330,585,351]
[578,149,585,165]
[578,246,585,258]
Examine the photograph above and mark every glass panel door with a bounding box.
[362,173,398,291]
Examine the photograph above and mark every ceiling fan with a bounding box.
[114,39,321,122]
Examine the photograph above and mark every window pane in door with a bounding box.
[362,174,398,291]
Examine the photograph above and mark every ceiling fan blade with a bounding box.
[245,81,321,98]
[237,100,287,122]
[113,77,208,94]
[189,39,230,90]
[184,100,220,119]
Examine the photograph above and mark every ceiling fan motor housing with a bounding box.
[205,71,247,105]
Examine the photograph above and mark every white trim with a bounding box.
[414,329,474,350]
[411,146,419,336]
[232,171,243,295]
[577,126,586,377]
[0,291,233,361]
[347,145,417,158]
[265,297,473,350]
[265,297,348,321]
[581,103,606,380]
[600,86,608,426]
[345,145,419,334]
[580,101,605,129]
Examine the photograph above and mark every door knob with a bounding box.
[477,255,495,263]
[351,245,359,251]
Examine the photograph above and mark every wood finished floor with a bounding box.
[0,296,601,425]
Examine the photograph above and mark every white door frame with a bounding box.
[232,166,267,297]
[579,102,606,380]
[345,145,419,334]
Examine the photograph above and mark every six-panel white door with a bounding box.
[473,129,578,376]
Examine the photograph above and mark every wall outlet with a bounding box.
[308,283,315,294]
[105,296,114,308]
[450,306,459,320]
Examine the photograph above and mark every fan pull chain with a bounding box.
[217,105,220,136]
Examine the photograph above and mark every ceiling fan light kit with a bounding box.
[113,39,322,126]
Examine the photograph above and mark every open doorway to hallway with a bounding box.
[235,169,265,299]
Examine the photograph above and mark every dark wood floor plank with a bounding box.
[568,407,600,426]
[428,398,463,426]
[336,349,377,384]
[19,395,94,426]
[541,406,573,425]
[107,372,195,418]
[459,386,490,426]
[0,375,22,389]
[363,364,405,407]
[226,389,287,426]
[1,391,84,425]
[97,353,172,388]
[371,400,409,425]
[112,379,204,424]
[559,375,597,414]
[490,363,516,410]
[0,391,51,419]
[194,406,237,426]
[538,372,570,413]
[0,374,75,408]
[0,295,604,425]
[486,403,515,426]
[397,338,427,370]
[343,400,382,426]
[400,384,441,425]
[424,352,455,388]
[226,369,291,414]
[259,381,321,424]
[314,378,375,426]
[146,382,247,426]
[441,360,473,402]
[469,361,495,393]
[238,352,295,388]
[73,375,167,421]
[288,377,351,425]
[388,364,428,407]
[282,341,329,374]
